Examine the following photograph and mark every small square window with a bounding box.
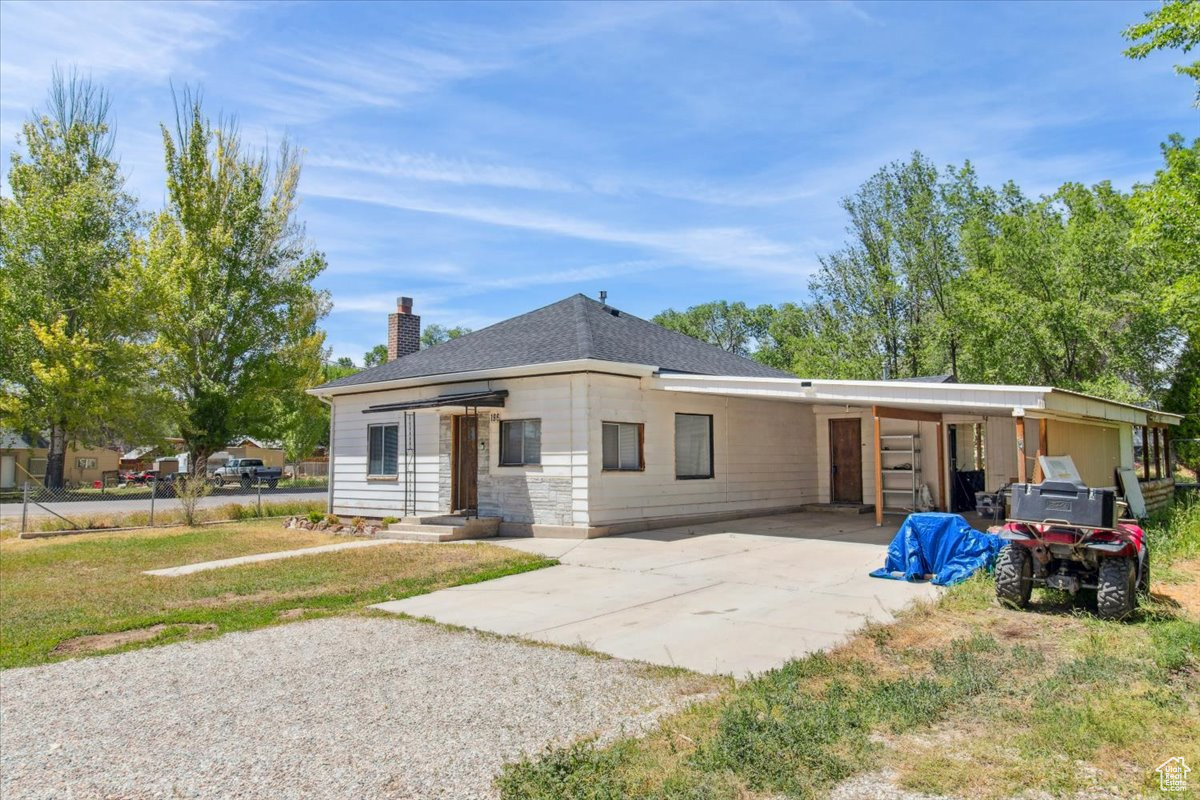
[602,422,643,471]
[368,424,399,476]
[500,419,541,465]
[675,413,713,479]
[76,457,97,470]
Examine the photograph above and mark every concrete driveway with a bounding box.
[373,511,942,677]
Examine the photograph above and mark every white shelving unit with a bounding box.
[879,433,921,514]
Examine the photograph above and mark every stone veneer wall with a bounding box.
[437,414,574,524]
[438,417,452,513]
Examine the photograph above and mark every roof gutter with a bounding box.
[306,359,657,398]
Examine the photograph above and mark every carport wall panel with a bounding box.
[812,407,947,508]
[584,373,818,526]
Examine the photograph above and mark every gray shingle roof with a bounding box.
[318,294,792,390]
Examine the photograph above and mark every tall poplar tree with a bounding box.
[0,70,158,488]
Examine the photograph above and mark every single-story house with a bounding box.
[309,295,1181,537]
[120,439,186,471]
[1,431,122,488]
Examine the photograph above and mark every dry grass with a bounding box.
[0,520,552,669]
[498,503,1200,800]
[0,498,326,539]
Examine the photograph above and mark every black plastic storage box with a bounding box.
[1009,481,1116,528]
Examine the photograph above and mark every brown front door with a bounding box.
[451,416,478,513]
[830,418,863,504]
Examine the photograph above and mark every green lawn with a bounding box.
[498,501,1200,800]
[0,521,552,669]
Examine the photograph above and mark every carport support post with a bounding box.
[1142,426,1150,480]
[1014,410,1027,484]
[936,421,946,511]
[873,413,883,526]
[1164,428,1172,479]
[1032,418,1048,483]
[1152,427,1162,479]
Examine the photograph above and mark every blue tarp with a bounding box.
[870,512,1004,586]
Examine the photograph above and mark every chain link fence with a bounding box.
[2,475,328,535]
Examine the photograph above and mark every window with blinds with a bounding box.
[368,423,399,476]
[500,419,541,465]
[602,422,643,471]
[675,413,713,479]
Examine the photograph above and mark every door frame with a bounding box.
[829,418,863,504]
[450,415,478,514]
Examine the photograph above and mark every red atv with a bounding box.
[994,481,1148,620]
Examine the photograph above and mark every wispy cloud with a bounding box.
[0,1,241,113]
[304,174,808,278]
[308,147,578,193]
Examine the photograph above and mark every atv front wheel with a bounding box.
[1097,557,1137,620]
[995,543,1033,609]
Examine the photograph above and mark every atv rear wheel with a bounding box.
[1097,556,1137,620]
[995,543,1033,609]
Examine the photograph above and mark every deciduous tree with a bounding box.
[0,70,162,488]
[1124,0,1200,105]
[420,324,471,349]
[136,91,330,476]
[652,301,772,357]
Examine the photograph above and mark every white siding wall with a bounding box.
[329,391,444,517]
[477,374,586,526]
[586,374,818,525]
[330,375,586,522]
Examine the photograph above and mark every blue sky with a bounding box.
[1,1,1196,363]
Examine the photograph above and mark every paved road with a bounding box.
[376,511,942,678]
[0,488,325,521]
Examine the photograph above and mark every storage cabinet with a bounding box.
[880,433,921,514]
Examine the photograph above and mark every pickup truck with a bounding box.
[210,458,282,488]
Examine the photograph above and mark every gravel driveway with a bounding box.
[0,617,704,799]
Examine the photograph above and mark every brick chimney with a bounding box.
[387,296,421,361]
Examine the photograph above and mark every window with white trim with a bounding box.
[500,419,541,465]
[675,413,713,479]
[602,422,643,471]
[367,423,399,476]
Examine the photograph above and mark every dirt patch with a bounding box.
[1154,558,1200,619]
[178,588,310,609]
[51,623,217,655]
[277,608,309,620]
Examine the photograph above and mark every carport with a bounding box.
[649,375,1181,523]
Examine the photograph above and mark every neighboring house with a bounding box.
[120,439,186,471]
[123,438,285,476]
[1,431,122,488]
[309,294,1181,537]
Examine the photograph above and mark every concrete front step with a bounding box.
[380,515,502,543]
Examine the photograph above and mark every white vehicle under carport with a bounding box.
[210,458,281,489]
